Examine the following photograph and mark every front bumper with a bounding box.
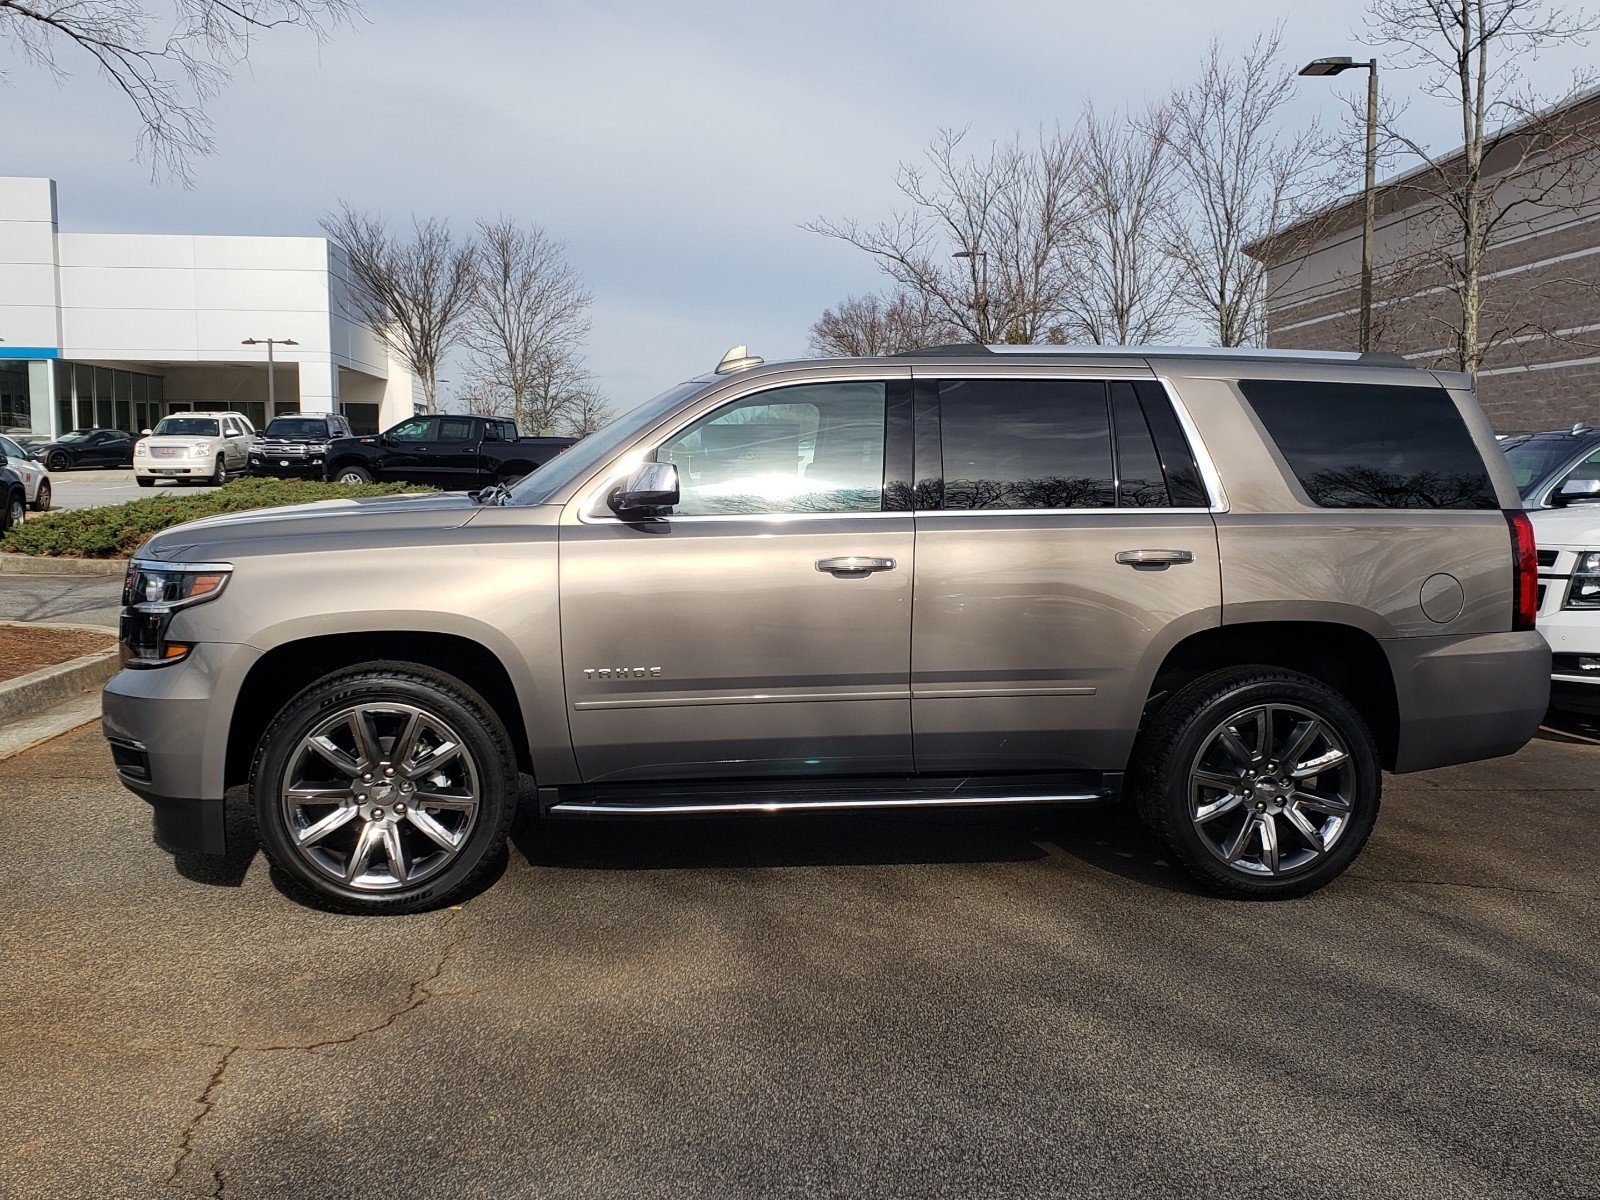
[1385,630,1550,772]
[136,453,214,479]
[102,640,261,855]
[248,451,325,478]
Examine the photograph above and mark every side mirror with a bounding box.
[141,428,153,437]
[607,462,679,518]
[1555,478,1600,506]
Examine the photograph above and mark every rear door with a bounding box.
[909,368,1222,775]
[431,416,482,489]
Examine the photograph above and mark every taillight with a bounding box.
[1506,510,1538,631]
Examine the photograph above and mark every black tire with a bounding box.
[1129,666,1381,900]
[46,451,69,472]
[210,455,227,486]
[3,489,24,532]
[335,465,373,484]
[251,663,519,914]
[30,479,50,512]
[136,476,155,488]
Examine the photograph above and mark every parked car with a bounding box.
[134,412,257,487]
[0,434,50,511]
[104,345,1546,913]
[28,428,134,472]
[247,413,354,479]
[322,414,575,490]
[0,464,25,533]
[1499,422,1600,713]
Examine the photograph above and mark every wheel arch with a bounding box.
[226,631,534,789]
[1144,621,1400,770]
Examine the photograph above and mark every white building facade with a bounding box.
[0,176,419,441]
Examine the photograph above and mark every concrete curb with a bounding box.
[0,553,128,577]
[0,647,119,724]
[0,692,102,763]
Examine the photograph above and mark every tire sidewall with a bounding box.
[1148,673,1381,899]
[252,669,517,912]
[33,480,50,511]
[338,467,372,484]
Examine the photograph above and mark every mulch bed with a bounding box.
[0,625,116,685]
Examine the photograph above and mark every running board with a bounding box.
[546,790,1107,818]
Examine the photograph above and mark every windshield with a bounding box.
[1502,437,1598,501]
[153,417,221,437]
[265,417,329,439]
[58,430,96,443]
[508,382,707,505]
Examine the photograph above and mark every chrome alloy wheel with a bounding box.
[1187,703,1355,877]
[280,703,481,892]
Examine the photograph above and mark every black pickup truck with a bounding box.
[323,414,576,490]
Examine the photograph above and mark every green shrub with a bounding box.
[1,478,435,559]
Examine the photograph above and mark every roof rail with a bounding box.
[1357,351,1412,366]
[892,342,994,357]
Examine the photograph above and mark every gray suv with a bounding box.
[104,345,1549,911]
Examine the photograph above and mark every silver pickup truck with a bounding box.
[104,345,1549,912]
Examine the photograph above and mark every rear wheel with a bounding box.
[251,664,519,913]
[30,479,50,512]
[1131,667,1381,900]
[336,465,373,484]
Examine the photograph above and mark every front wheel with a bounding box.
[251,664,519,913]
[47,451,69,472]
[210,455,228,486]
[30,479,50,512]
[136,476,155,488]
[335,465,373,484]
[1131,667,1381,900]
[3,490,23,531]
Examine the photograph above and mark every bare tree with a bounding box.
[1056,104,1184,345]
[806,291,957,356]
[322,203,477,414]
[464,216,594,435]
[560,389,614,437]
[1158,32,1332,346]
[1364,0,1600,375]
[0,0,357,182]
[806,128,1079,343]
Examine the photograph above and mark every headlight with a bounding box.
[119,561,232,668]
[191,441,213,455]
[1566,551,1600,609]
[135,441,148,456]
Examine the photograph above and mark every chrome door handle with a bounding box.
[816,556,897,576]
[1115,549,1195,568]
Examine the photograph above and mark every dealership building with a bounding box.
[0,176,418,443]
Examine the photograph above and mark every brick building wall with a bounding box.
[1250,95,1600,432]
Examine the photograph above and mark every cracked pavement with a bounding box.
[2,722,1597,1199]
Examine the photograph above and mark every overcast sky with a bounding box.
[5,0,1595,409]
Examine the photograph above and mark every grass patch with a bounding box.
[1,478,434,559]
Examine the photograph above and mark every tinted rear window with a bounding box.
[1238,380,1496,509]
[938,379,1115,510]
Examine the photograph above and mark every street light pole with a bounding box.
[241,337,299,418]
[952,250,990,341]
[1299,56,1380,353]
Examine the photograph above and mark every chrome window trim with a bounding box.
[572,367,1230,523]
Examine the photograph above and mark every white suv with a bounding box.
[1529,506,1600,712]
[0,433,51,511]
[135,412,257,487]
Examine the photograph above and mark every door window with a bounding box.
[937,379,1116,510]
[658,381,887,516]
[387,418,434,443]
[436,417,474,442]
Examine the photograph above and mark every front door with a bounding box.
[376,416,437,484]
[559,376,915,783]
[910,372,1222,775]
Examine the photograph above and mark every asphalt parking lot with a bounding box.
[36,466,210,511]
[2,720,1596,1199]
